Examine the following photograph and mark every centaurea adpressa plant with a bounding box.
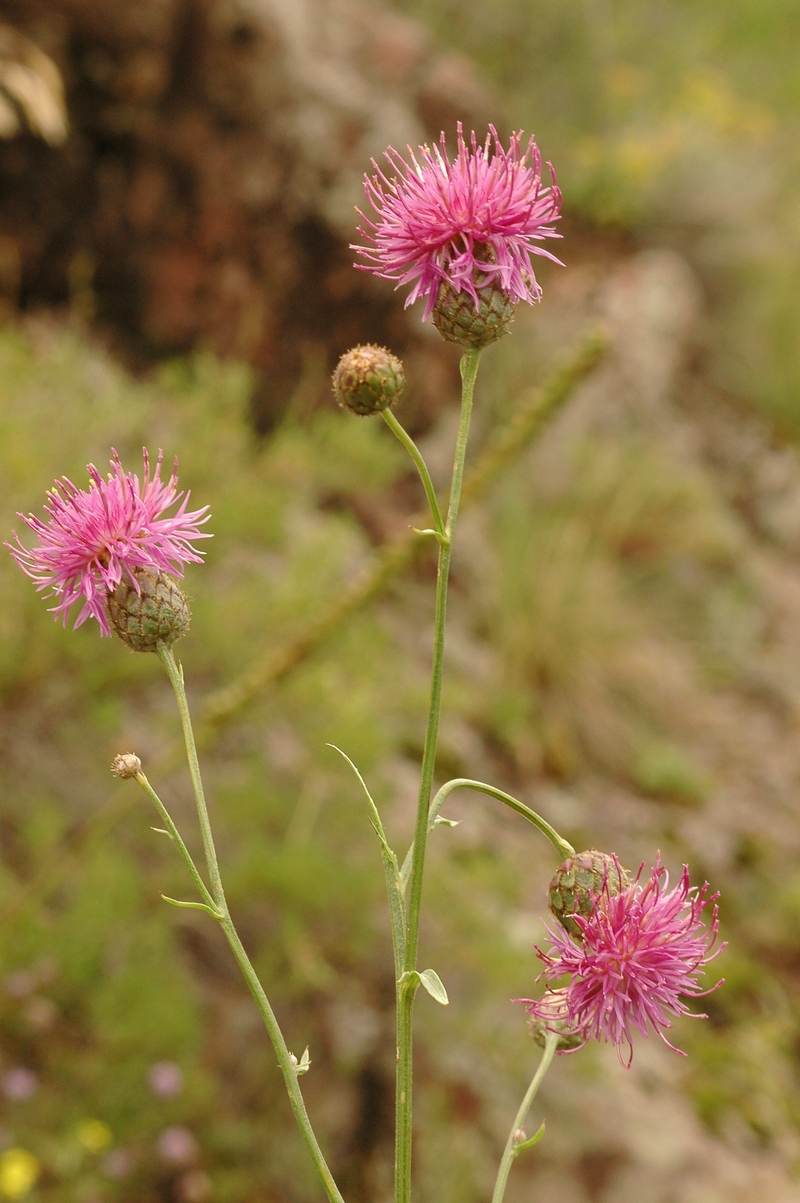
[9,124,723,1203]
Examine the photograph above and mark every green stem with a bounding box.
[400,780,574,890]
[491,1035,558,1203]
[158,643,225,909]
[219,914,346,1203]
[328,745,406,974]
[382,409,446,537]
[429,781,573,860]
[395,346,481,1203]
[156,642,345,1203]
[133,771,220,915]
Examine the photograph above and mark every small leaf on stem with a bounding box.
[419,969,449,1005]
[290,1047,312,1075]
[513,1121,545,1153]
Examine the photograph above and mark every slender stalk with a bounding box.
[428,781,573,859]
[328,745,406,975]
[133,770,219,914]
[491,1034,558,1203]
[395,346,482,1203]
[156,642,345,1203]
[158,643,225,909]
[399,780,574,889]
[382,409,446,537]
[219,913,346,1203]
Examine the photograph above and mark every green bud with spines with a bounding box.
[108,566,190,652]
[333,344,405,416]
[432,277,516,349]
[548,849,631,940]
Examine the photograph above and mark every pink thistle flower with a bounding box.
[353,123,563,320]
[519,858,724,1067]
[7,449,210,636]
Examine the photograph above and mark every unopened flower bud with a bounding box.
[526,988,584,1051]
[112,753,142,780]
[432,276,516,349]
[332,344,405,416]
[548,850,631,940]
[108,567,190,652]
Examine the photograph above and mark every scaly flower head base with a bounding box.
[520,857,724,1066]
[7,449,210,636]
[353,124,562,325]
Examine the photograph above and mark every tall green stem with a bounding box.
[395,346,482,1203]
[491,1035,557,1203]
[157,643,345,1203]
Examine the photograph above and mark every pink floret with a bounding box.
[519,857,724,1066]
[7,449,210,636]
[353,123,563,320]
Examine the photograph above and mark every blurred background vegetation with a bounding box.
[2,1,800,1202]
[391,0,800,426]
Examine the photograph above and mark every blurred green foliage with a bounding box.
[391,0,800,427]
[2,310,800,1200]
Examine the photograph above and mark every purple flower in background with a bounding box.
[521,858,723,1066]
[148,1061,184,1099]
[353,123,562,320]
[2,1068,38,1101]
[158,1127,198,1165]
[8,449,210,635]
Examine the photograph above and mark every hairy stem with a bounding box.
[395,346,481,1203]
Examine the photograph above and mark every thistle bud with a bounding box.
[432,277,516,349]
[527,989,584,1052]
[107,567,190,652]
[111,753,142,780]
[548,850,631,940]
[332,344,405,416]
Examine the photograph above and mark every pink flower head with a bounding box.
[7,449,210,636]
[519,858,724,1067]
[353,123,562,320]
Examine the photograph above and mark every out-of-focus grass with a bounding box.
[391,0,800,428]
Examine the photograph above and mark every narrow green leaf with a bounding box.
[160,894,221,919]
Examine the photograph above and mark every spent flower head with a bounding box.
[520,857,723,1066]
[7,449,209,636]
[353,123,562,323]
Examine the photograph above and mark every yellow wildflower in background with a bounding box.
[0,1149,40,1199]
[75,1120,112,1153]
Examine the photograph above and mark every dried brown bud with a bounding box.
[112,753,142,780]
